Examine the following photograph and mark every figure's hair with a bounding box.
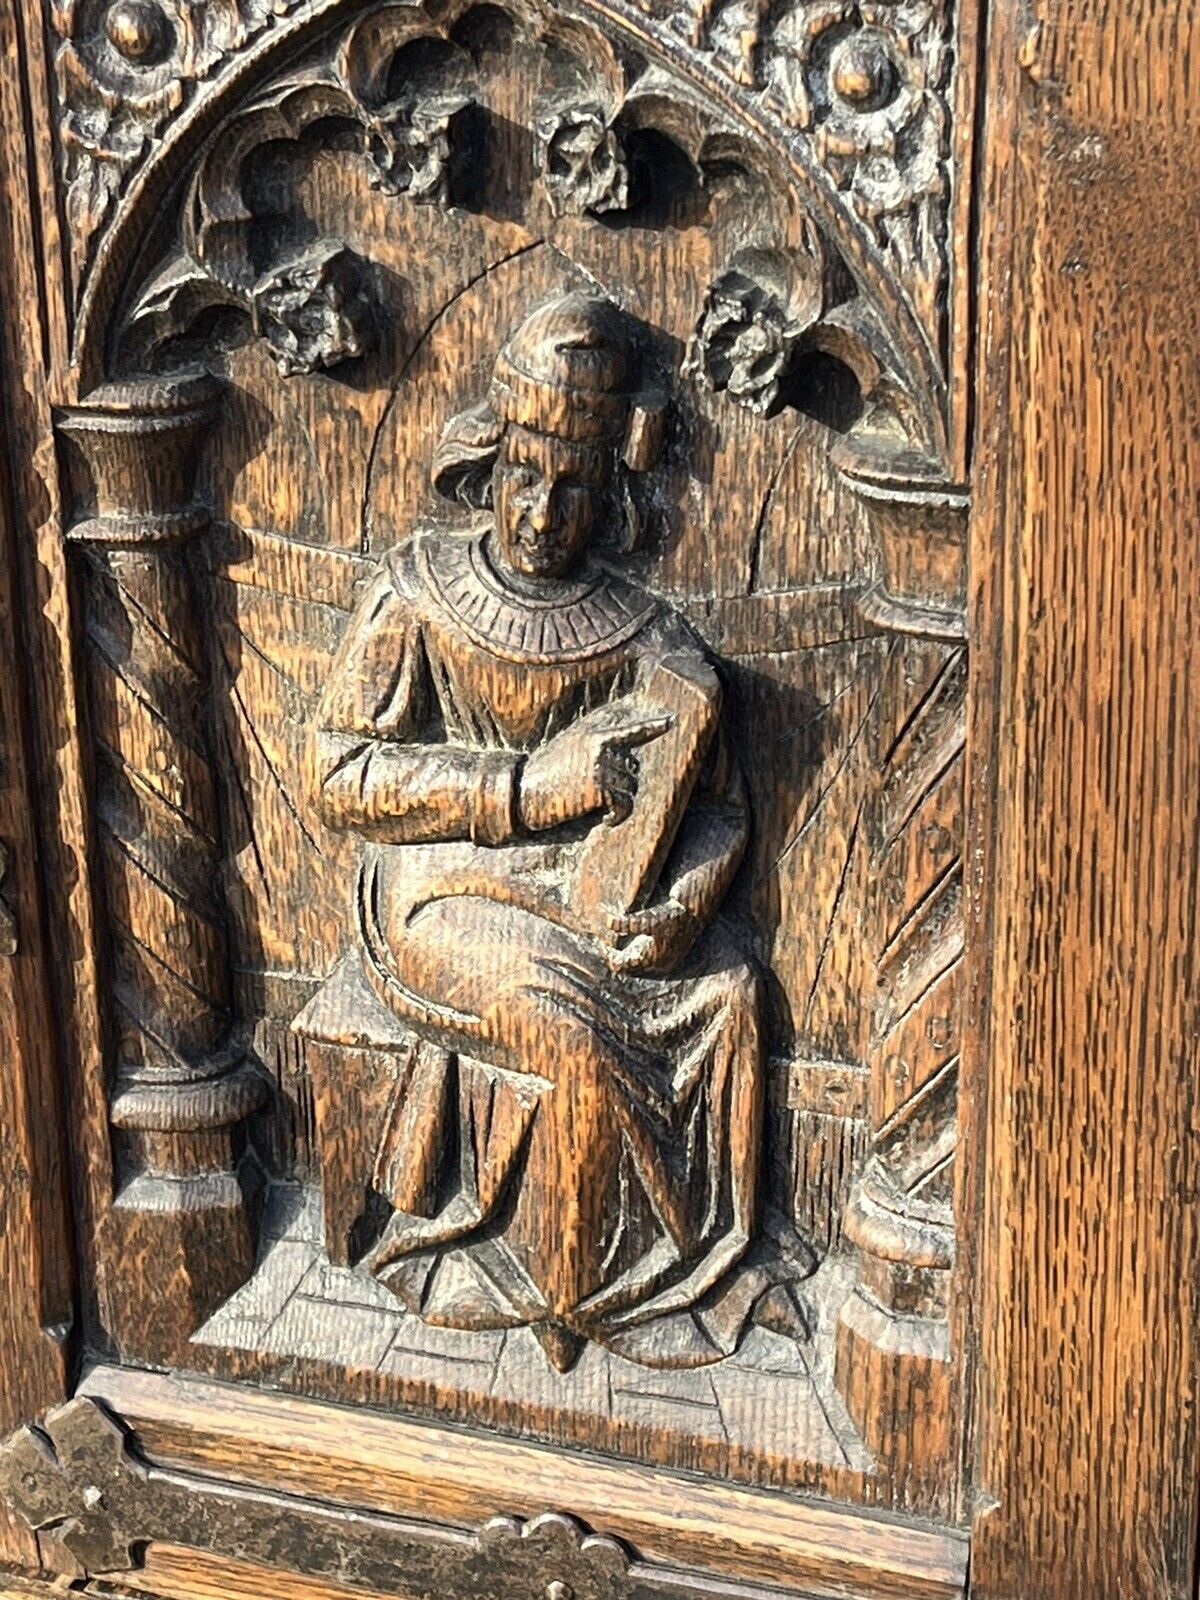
[431,400,504,511]
[431,403,646,553]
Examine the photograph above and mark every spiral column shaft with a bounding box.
[832,437,968,1516]
[58,374,265,1356]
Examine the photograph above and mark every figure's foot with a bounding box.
[533,1322,585,1372]
[752,1279,814,1344]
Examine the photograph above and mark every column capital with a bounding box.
[56,371,221,548]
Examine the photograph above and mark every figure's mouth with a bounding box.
[514,522,567,568]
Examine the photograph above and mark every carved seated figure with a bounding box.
[297,294,810,1371]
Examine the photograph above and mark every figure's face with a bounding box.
[493,425,609,580]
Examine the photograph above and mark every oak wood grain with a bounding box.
[0,0,75,1479]
[80,1362,969,1600]
[966,1,1200,1596]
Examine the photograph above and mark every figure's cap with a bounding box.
[490,292,631,444]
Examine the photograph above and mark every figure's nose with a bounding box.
[526,483,554,532]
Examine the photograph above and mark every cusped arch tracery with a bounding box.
[62,0,956,459]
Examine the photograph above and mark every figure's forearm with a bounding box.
[314,734,521,845]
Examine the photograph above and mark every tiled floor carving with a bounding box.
[194,1184,873,1482]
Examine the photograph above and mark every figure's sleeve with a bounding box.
[310,563,521,846]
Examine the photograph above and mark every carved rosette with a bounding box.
[365,91,475,202]
[765,1,948,327]
[653,0,952,352]
[52,0,306,292]
[535,102,631,217]
[684,233,836,416]
[56,374,266,1350]
[252,243,373,377]
[51,0,960,391]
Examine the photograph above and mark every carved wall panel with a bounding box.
[36,0,974,1545]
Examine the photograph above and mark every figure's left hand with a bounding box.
[602,898,698,973]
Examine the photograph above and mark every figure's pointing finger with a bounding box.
[602,714,673,752]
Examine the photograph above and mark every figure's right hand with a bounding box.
[518,709,672,833]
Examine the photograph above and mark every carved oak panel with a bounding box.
[4,0,977,1568]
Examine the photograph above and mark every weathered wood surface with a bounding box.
[75,1362,969,1600]
[2,0,1196,1597]
[0,0,75,1519]
[0,0,978,1531]
[965,1,1200,1596]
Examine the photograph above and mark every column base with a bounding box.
[835,1169,956,1515]
[105,1160,263,1365]
[835,1286,953,1513]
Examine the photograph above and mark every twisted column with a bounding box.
[832,435,967,1516]
[58,375,265,1356]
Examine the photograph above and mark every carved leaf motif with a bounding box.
[473,1513,633,1600]
[51,0,308,293]
[183,71,359,295]
[252,243,373,376]
[649,0,952,346]
[337,8,478,203]
[685,243,827,415]
[365,92,474,202]
[535,103,631,217]
[122,15,486,370]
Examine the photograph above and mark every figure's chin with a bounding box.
[508,551,575,581]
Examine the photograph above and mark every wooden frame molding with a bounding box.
[0,0,1197,1594]
[963,0,1200,1596]
[2,1363,970,1600]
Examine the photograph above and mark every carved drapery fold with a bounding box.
[57,374,266,1353]
[33,0,978,1516]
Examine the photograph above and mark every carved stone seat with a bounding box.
[293,952,413,1055]
[293,955,434,1264]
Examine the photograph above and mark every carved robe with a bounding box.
[310,526,778,1366]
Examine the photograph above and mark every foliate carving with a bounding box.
[52,0,304,292]
[252,243,373,377]
[122,14,482,372]
[473,1515,632,1600]
[686,269,807,415]
[764,2,949,304]
[364,91,474,202]
[535,102,631,217]
[295,293,815,1373]
[685,243,827,416]
[54,0,962,384]
[656,0,953,342]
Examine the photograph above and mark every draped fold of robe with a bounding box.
[301,527,809,1367]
